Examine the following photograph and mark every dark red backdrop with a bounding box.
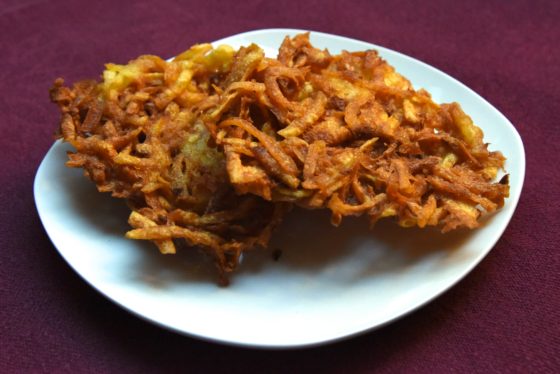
[1,0,558,372]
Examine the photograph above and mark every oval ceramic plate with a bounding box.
[34,29,525,348]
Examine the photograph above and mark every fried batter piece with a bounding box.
[50,34,510,285]
[50,45,287,284]
[206,33,509,232]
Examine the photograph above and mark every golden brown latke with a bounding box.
[205,33,509,232]
[51,33,509,285]
[50,45,287,285]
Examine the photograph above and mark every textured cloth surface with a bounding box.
[1,0,559,372]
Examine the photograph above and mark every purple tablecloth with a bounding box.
[1,0,558,372]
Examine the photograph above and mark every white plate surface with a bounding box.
[34,29,525,348]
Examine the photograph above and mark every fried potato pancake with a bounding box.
[206,33,509,232]
[50,45,287,284]
[51,33,509,284]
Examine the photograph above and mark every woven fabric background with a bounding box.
[1,0,558,372]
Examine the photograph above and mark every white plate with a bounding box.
[34,29,525,348]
